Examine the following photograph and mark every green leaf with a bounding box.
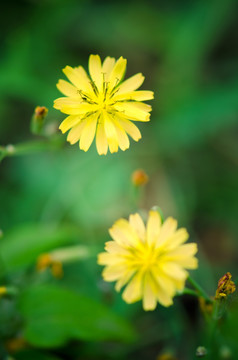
[15,349,62,360]
[157,82,238,154]
[19,284,137,347]
[0,224,79,274]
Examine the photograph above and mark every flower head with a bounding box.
[98,210,198,310]
[54,55,154,154]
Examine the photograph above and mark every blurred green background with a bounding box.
[0,0,238,359]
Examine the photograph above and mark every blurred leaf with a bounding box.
[0,224,79,273]
[19,284,137,347]
[157,81,238,154]
[15,349,61,360]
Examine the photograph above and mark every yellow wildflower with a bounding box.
[54,55,154,154]
[98,210,198,311]
[215,272,236,299]
[37,253,63,278]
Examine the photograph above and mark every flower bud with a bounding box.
[31,106,48,134]
[131,169,149,186]
[215,272,236,300]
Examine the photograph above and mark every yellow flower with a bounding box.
[54,55,154,154]
[37,253,63,278]
[98,210,198,311]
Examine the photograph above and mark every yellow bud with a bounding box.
[131,169,149,186]
[34,106,48,120]
[31,106,48,134]
[215,272,236,300]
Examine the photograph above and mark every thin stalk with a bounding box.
[187,275,213,304]
[0,136,64,163]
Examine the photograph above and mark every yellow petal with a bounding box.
[146,210,162,246]
[129,213,146,241]
[66,119,86,144]
[163,228,189,251]
[108,56,127,90]
[114,102,151,122]
[58,103,98,115]
[117,73,145,94]
[175,257,198,269]
[156,287,173,307]
[102,264,126,281]
[103,113,119,153]
[97,252,124,266]
[167,243,198,259]
[104,241,129,255]
[56,79,78,97]
[115,117,141,141]
[151,268,176,297]
[63,66,93,95]
[142,273,157,311]
[102,56,116,81]
[115,269,135,292]
[59,115,81,134]
[122,272,143,303]
[113,90,154,102]
[79,113,98,151]
[112,119,130,151]
[96,117,108,155]
[160,262,188,281]
[169,256,198,269]
[147,272,173,308]
[88,54,103,91]
[156,217,178,249]
[53,97,81,110]
[109,219,140,247]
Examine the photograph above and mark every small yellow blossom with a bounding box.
[0,286,7,297]
[132,169,149,186]
[36,245,90,278]
[157,353,177,360]
[215,272,236,300]
[98,210,198,311]
[54,55,154,154]
[6,337,26,353]
[37,253,63,278]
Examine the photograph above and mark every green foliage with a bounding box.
[0,0,238,359]
[0,224,79,274]
[19,284,137,347]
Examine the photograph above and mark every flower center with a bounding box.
[130,243,159,271]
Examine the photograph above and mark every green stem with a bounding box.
[0,136,64,163]
[187,275,213,304]
[178,287,201,298]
